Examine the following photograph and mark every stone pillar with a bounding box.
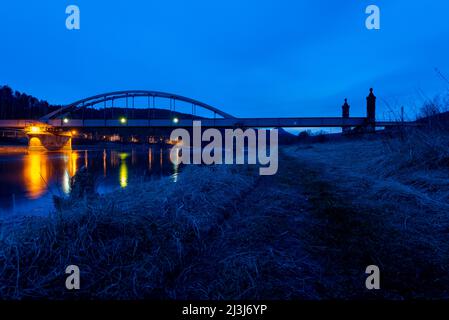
[366,88,376,132]
[27,133,72,152]
[342,99,350,134]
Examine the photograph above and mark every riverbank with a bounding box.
[1,130,449,299]
[0,146,27,153]
[1,153,321,299]
[283,134,449,299]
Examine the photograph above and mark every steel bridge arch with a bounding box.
[40,90,235,121]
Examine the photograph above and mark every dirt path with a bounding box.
[174,154,323,299]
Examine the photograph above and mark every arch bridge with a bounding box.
[39,89,372,129]
[41,90,235,125]
[0,89,418,151]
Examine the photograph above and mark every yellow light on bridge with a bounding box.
[72,130,78,135]
[120,117,127,124]
[29,126,41,133]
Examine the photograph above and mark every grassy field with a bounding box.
[283,132,449,299]
[1,128,449,299]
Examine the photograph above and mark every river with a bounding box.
[0,145,179,217]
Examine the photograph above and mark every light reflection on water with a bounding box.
[119,152,129,188]
[0,146,179,217]
[23,151,49,200]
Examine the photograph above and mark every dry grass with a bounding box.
[284,128,449,298]
[0,165,258,299]
[0,155,324,300]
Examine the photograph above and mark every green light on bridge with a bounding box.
[120,117,127,124]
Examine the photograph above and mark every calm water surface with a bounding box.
[0,146,179,217]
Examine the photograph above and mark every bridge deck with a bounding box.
[1,118,411,129]
[47,117,406,128]
[0,120,48,129]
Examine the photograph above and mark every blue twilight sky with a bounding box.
[1,0,449,120]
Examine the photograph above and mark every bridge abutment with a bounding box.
[27,132,72,152]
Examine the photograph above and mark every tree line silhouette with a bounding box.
[0,85,197,121]
[0,85,59,119]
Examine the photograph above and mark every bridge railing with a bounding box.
[47,117,373,128]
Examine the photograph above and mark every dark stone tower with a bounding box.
[342,98,350,134]
[342,98,350,118]
[366,88,376,131]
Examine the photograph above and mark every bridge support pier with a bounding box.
[27,132,72,152]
